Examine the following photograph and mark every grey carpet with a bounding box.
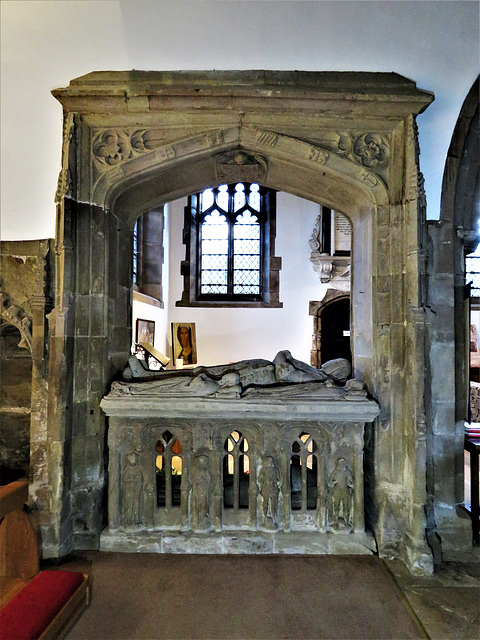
[58,553,425,640]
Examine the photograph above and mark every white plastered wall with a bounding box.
[132,192,332,366]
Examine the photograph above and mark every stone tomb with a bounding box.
[100,352,380,553]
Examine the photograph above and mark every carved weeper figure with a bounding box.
[191,452,214,531]
[258,456,281,529]
[122,451,143,528]
[327,458,354,531]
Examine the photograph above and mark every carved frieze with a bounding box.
[92,128,168,166]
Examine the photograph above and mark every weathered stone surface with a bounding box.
[100,356,378,555]
[0,70,441,569]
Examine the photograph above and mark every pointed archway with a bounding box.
[43,71,434,571]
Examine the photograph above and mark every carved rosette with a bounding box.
[306,131,390,187]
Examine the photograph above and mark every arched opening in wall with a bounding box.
[129,184,355,371]
[319,298,351,365]
[0,323,32,480]
[439,76,479,543]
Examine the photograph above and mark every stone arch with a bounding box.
[47,71,434,570]
[309,290,351,368]
[101,127,388,228]
[426,77,479,556]
[102,129,385,385]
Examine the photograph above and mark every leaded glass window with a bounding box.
[178,181,282,308]
[466,243,480,296]
[197,183,263,299]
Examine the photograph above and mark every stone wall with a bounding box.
[0,241,54,479]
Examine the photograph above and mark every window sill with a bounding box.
[175,300,283,309]
[133,289,164,308]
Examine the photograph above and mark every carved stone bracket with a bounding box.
[310,253,350,289]
[309,210,351,290]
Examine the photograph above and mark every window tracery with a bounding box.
[177,183,282,307]
[155,431,182,508]
[223,430,250,509]
[290,432,317,511]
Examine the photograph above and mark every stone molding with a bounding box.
[89,126,391,209]
[89,126,390,189]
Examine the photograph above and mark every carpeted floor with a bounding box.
[59,553,426,640]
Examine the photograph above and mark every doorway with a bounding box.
[320,298,351,365]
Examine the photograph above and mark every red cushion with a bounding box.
[0,570,85,640]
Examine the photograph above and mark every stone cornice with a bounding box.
[52,70,434,118]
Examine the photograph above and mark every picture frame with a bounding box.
[172,322,197,365]
[136,318,155,347]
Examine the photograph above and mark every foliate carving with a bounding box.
[215,151,267,184]
[0,292,32,351]
[327,458,354,531]
[131,129,154,153]
[315,132,353,156]
[311,131,390,180]
[353,133,390,168]
[92,128,175,168]
[93,130,130,165]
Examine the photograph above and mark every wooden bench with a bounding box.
[0,479,89,640]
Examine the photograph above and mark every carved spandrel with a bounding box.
[0,293,32,351]
[92,128,168,166]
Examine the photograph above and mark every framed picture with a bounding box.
[136,318,155,346]
[172,322,197,365]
